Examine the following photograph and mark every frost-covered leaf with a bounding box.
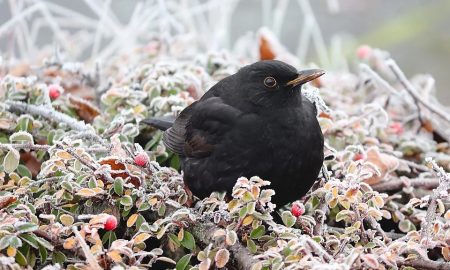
[3,149,20,173]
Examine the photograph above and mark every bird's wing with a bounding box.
[162,103,195,155]
[163,97,241,157]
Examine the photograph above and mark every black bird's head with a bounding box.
[234,60,324,108]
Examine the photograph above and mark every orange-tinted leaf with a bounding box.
[0,195,17,209]
[134,233,151,244]
[242,215,254,226]
[63,237,77,250]
[127,214,139,227]
[259,36,275,60]
[68,95,100,123]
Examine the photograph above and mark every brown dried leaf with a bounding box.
[363,147,399,185]
[98,156,141,187]
[0,195,17,209]
[442,246,450,261]
[67,94,100,123]
[19,152,41,177]
[259,35,275,60]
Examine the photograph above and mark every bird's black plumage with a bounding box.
[145,60,325,207]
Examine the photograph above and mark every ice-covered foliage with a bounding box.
[1,1,450,270]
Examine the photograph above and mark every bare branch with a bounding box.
[386,59,450,125]
[5,100,93,132]
[371,177,440,192]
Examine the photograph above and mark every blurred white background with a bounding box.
[1,0,449,103]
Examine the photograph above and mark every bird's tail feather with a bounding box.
[141,117,175,131]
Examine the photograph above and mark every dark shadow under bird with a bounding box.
[143,60,324,208]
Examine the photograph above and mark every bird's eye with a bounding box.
[263,77,277,88]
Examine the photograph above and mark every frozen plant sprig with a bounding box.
[421,157,450,244]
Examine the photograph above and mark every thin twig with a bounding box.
[72,226,102,270]
[0,143,109,153]
[0,143,51,151]
[330,226,405,240]
[29,176,64,186]
[421,158,450,242]
[5,100,92,132]
[371,177,440,192]
[386,59,450,125]
[398,258,450,270]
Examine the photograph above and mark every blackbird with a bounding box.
[143,60,325,207]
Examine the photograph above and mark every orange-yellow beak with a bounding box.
[286,69,325,87]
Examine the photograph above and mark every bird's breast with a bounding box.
[259,107,323,170]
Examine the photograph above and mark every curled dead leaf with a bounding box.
[67,94,100,123]
[363,147,399,185]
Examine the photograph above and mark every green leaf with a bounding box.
[250,225,265,239]
[19,234,39,249]
[138,202,150,212]
[120,195,133,207]
[9,235,22,248]
[38,243,48,263]
[60,181,73,193]
[168,233,181,246]
[144,131,162,151]
[247,202,256,214]
[52,251,66,264]
[176,254,192,270]
[399,219,416,233]
[27,248,36,267]
[247,239,257,253]
[311,196,320,208]
[170,154,181,170]
[16,116,33,132]
[312,236,323,243]
[180,231,195,250]
[88,177,97,188]
[136,214,146,229]
[3,149,20,173]
[73,159,82,171]
[47,130,55,145]
[0,235,12,250]
[16,223,38,234]
[242,191,254,202]
[335,210,352,222]
[114,177,124,196]
[35,236,53,251]
[364,242,377,249]
[158,202,166,216]
[281,211,296,228]
[17,164,32,178]
[9,131,34,144]
[101,231,117,247]
[15,249,27,266]
[239,207,248,218]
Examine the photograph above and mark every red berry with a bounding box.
[353,153,364,161]
[356,45,372,59]
[104,215,118,231]
[134,152,149,166]
[48,84,63,100]
[291,202,305,217]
